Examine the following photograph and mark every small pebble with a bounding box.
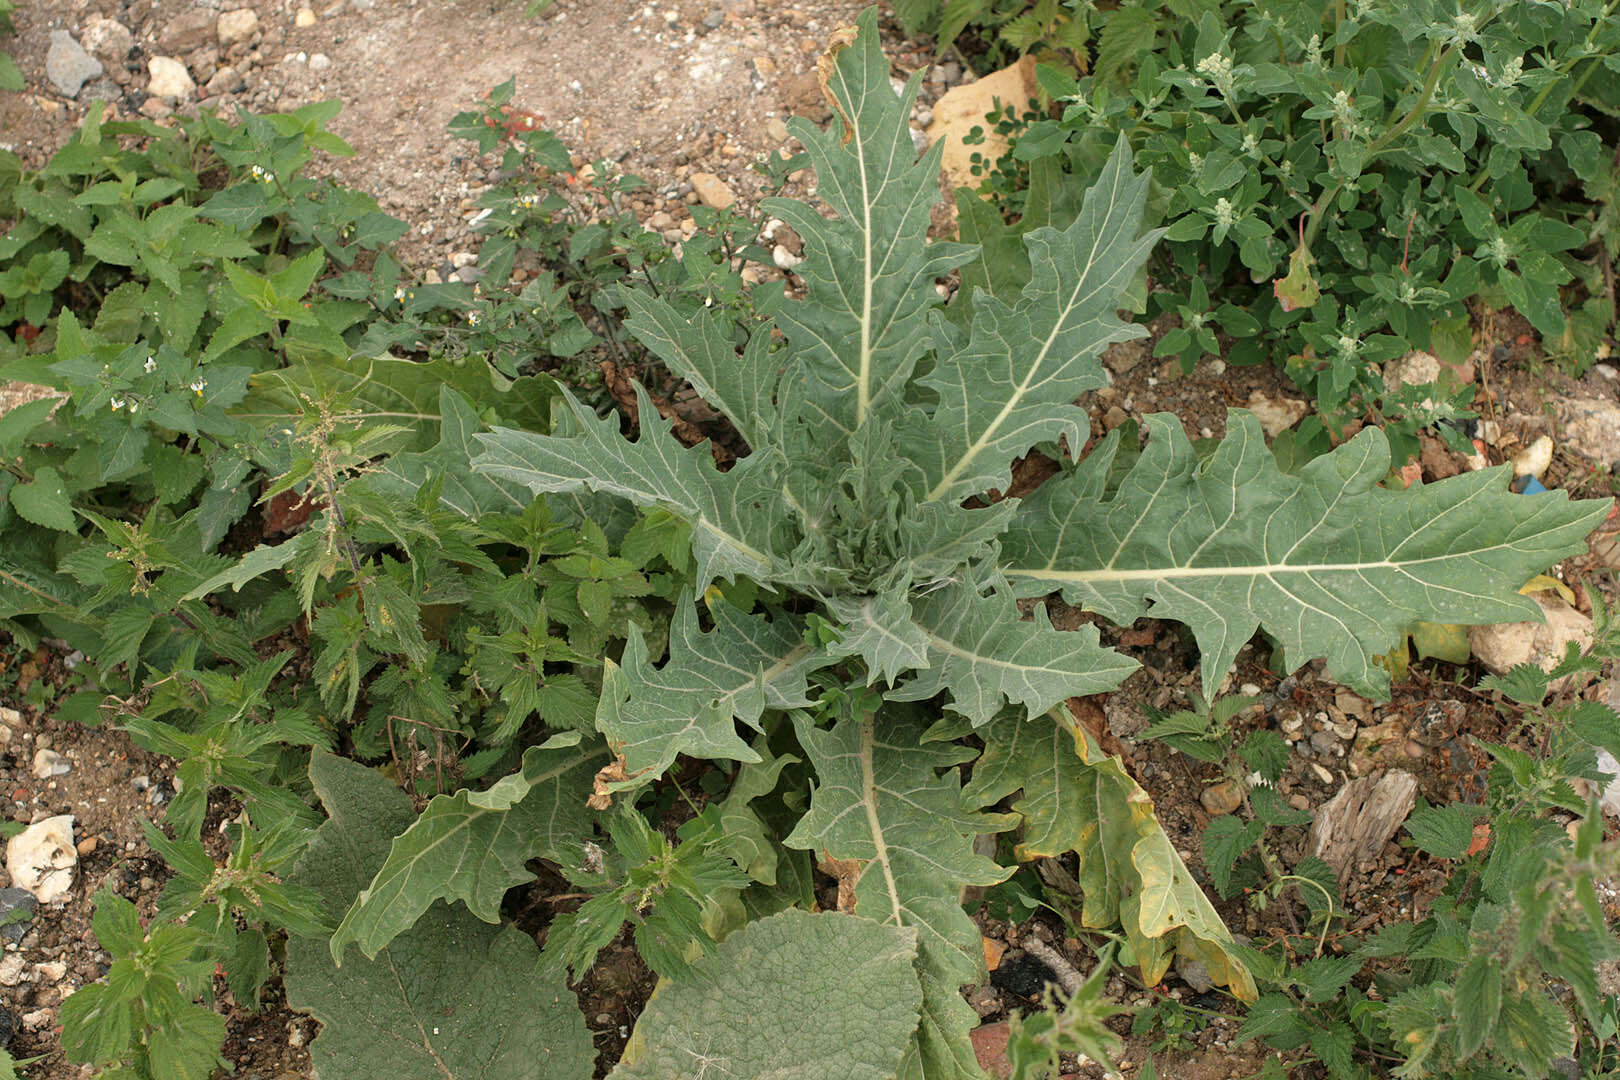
[1199,780,1244,816]
[308,52,332,71]
[75,837,98,857]
[1288,794,1311,812]
[1310,762,1335,784]
[1239,683,1261,697]
[31,749,70,780]
[295,7,318,27]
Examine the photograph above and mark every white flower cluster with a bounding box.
[249,164,275,184]
[1195,52,1237,96]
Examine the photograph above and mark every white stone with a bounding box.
[31,748,70,779]
[1596,749,1620,818]
[1245,389,1309,438]
[34,960,66,983]
[1511,435,1553,479]
[295,7,318,27]
[1469,592,1593,684]
[1556,397,1620,464]
[0,953,25,986]
[146,56,196,100]
[690,172,735,211]
[309,52,332,72]
[450,251,478,269]
[772,244,802,271]
[45,30,103,98]
[4,816,77,904]
[217,9,259,45]
[1383,350,1441,393]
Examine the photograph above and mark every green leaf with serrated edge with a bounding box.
[1453,955,1501,1060]
[912,137,1161,504]
[286,751,594,1080]
[1479,661,1550,706]
[1201,815,1264,897]
[1490,986,1574,1075]
[596,597,831,781]
[717,740,799,885]
[367,386,542,517]
[1567,700,1620,760]
[620,290,777,450]
[784,710,1016,1080]
[330,734,607,960]
[887,584,1136,725]
[1001,413,1610,699]
[10,466,77,531]
[762,9,975,437]
[475,383,790,591]
[1405,802,1480,859]
[181,541,301,600]
[612,909,920,1080]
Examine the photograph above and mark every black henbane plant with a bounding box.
[332,9,1607,1077]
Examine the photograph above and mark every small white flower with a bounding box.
[465,310,481,326]
[1213,197,1237,228]
[1187,151,1204,173]
[249,164,275,184]
[190,378,207,396]
[1241,132,1259,155]
[1337,334,1360,356]
[143,356,157,374]
[394,286,406,302]
[127,402,138,414]
[110,397,125,411]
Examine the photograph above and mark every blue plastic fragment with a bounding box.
[1512,475,1549,495]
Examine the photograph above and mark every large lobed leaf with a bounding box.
[612,909,922,1080]
[329,735,606,961]
[910,138,1162,505]
[1001,412,1610,698]
[286,751,594,1080]
[596,597,832,781]
[965,709,1256,1000]
[476,382,790,591]
[763,9,976,437]
[785,711,1016,1080]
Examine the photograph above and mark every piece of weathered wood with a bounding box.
[1307,769,1419,883]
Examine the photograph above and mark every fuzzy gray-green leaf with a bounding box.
[1001,411,1610,698]
[474,383,790,591]
[612,909,920,1080]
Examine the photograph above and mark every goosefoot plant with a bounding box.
[325,10,1605,1077]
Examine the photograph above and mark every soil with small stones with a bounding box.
[6,0,1620,1078]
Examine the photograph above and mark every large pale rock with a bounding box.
[1246,389,1309,438]
[4,816,76,904]
[926,56,1037,196]
[79,16,134,63]
[146,56,196,100]
[690,172,736,211]
[1468,592,1592,681]
[45,31,103,98]
[216,9,260,45]
[1556,396,1620,464]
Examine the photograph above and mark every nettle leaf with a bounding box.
[612,909,921,1080]
[330,735,607,960]
[1002,413,1609,698]
[785,711,1017,1080]
[964,710,1256,999]
[286,751,594,1080]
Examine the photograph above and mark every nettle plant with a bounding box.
[968,0,1619,424]
[312,11,1609,1076]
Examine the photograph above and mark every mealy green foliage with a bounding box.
[4,8,1616,1079]
[286,751,596,1080]
[610,907,923,1080]
[949,0,1619,435]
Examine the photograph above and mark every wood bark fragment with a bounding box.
[1307,769,1418,884]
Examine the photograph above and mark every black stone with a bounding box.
[989,953,1058,1000]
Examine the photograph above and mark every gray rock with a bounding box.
[1556,396,1620,464]
[0,1003,15,1048]
[702,9,726,28]
[0,887,39,945]
[205,64,245,95]
[45,31,104,98]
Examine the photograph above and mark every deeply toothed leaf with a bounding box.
[912,139,1162,504]
[785,711,1016,1080]
[763,14,976,435]
[474,383,790,591]
[887,582,1137,725]
[596,597,833,780]
[1002,412,1609,698]
[329,735,607,960]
